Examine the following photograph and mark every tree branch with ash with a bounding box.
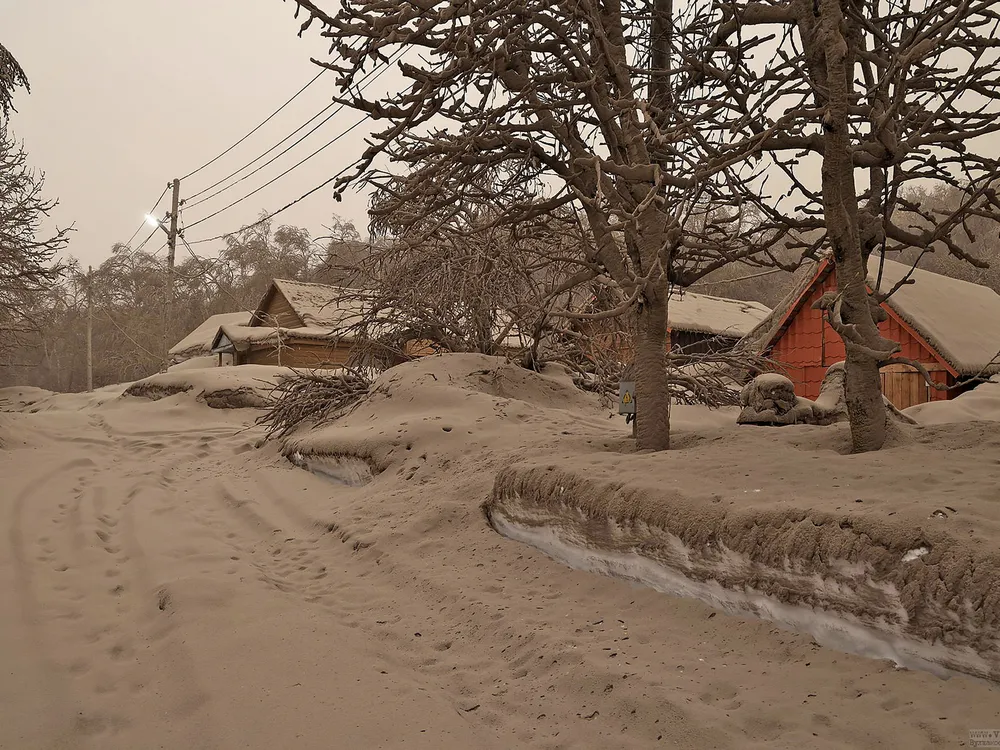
[278,0,799,449]
[685,0,1000,451]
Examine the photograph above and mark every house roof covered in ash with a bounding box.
[871,256,1000,376]
[744,255,1000,377]
[251,279,370,329]
[210,324,352,354]
[169,311,253,359]
[669,291,772,338]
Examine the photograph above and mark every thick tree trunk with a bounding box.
[634,289,671,451]
[816,0,888,452]
[843,347,886,450]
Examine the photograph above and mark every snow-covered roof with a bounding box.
[248,278,530,351]
[255,279,370,329]
[211,323,351,353]
[669,291,772,338]
[869,256,1000,376]
[169,311,253,359]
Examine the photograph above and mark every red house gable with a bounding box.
[764,260,955,409]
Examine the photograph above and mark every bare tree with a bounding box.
[691,0,1000,451]
[0,42,28,119]
[313,215,372,287]
[346,183,599,364]
[280,0,793,450]
[0,121,71,359]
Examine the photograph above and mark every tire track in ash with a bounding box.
[113,477,220,749]
[239,470,643,746]
[7,456,131,745]
[64,413,224,747]
[128,425,589,744]
[16,421,224,747]
[200,474,515,690]
[192,480,355,603]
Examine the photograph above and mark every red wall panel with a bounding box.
[768,267,953,403]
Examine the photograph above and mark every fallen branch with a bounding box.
[256,368,370,440]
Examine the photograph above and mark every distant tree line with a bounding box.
[0,214,366,391]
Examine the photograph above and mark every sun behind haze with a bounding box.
[4,1,380,267]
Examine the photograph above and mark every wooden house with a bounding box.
[210,279,368,368]
[750,256,1000,409]
[169,311,252,365]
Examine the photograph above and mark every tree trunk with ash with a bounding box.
[633,285,671,451]
[814,0,886,451]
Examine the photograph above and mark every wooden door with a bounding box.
[879,363,943,409]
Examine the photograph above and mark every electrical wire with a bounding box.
[185,162,355,246]
[183,51,402,211]
[178,235,253,310]
[180,68,329,182]
[184,114,371,231]
[183,101,338,204]
[132,226,160,254]
[179,50,405,245]
[122,183,171,248]
[182,105,345,213]
[99,306,162,360]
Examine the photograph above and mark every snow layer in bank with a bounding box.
[287,450,376,486]
[488,509,993,683]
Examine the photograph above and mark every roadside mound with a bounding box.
[0,384,129,414]
[482,414,1000,684]
[123,365,301,409]
[0,386,55,412]
[284,353,612,474]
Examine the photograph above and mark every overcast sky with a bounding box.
[5,1,388,268]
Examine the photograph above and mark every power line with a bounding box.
[132,226,160,254]
[184,114,371,232]
[183,101,338,204]
[98,306,162,361]
[185,162,355,246]
[180,68,329,182]
[178,235,253,310]
[691,268,786,286]
[122,183,171,248]
[183,52,402,211]
[183,105,342,212]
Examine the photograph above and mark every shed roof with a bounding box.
[210,323,350,354]
[169,311,253,359]
[669,291,772,338]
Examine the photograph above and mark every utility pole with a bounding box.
[86,265,94,392]
[160,178,181,369]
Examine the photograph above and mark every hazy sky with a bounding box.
[5,1,389,268]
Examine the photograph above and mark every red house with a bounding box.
[754,255,1000,410]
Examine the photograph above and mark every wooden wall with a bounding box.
[671,330,739,356]
[257,290,302,328]
[768,270,953,409]
[239,339,355,369]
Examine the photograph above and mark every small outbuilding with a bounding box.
[169,311,253,366]
[751,255,1000,410]
[667,291,772,354]
[577,290,772,363]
